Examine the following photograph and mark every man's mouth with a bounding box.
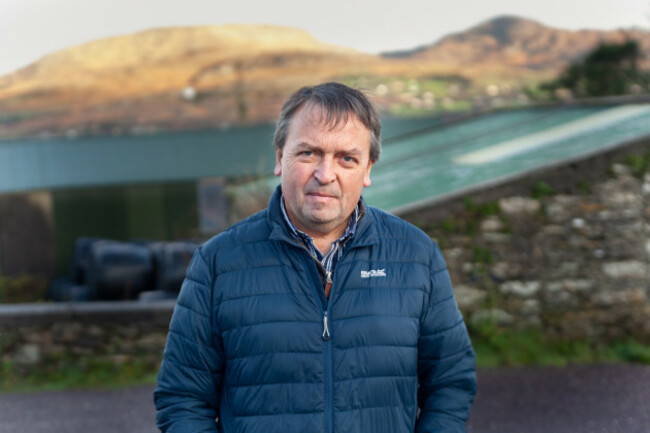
[307,191,337,199]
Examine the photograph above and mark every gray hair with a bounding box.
[272,82,382,161]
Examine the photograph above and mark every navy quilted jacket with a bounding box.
[154,188,476,432]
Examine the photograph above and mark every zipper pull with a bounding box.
[322,312,330,341]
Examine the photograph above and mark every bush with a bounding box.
[0,275,48,303]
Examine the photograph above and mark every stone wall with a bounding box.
[408,161,650,342]
[0,301,173,371]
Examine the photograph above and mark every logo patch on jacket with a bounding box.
[360,269,386,278]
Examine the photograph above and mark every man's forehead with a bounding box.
[283,103,373,159]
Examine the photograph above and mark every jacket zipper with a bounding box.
[298,246,345,433]
[301,251,334,433]
[323,305,333,433]
[314,263,333,433]
[279,217,375,433]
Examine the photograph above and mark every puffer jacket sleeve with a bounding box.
[154,246,224,432]
[416,243,477,433]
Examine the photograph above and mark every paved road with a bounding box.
[467,364,650,433]
[1,364,648,433]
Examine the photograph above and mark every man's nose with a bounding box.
[313,157,336,184]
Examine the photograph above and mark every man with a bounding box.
[154,82,476,432]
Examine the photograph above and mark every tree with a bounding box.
[541,40,647,98]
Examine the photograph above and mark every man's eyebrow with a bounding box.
[337,148,364,156]
[292,143,364,156]
[293,142,316,151]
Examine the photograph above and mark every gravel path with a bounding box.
[1,364,648,433]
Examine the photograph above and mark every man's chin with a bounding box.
[306,214,337,226]
[302,210,342,229]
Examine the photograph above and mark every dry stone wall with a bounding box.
[416,162,650,341]
[0,302,173,371]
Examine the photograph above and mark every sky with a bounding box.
[1,0,649,77]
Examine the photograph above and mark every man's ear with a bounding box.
[363,160,374,187]
[273,148,283,177]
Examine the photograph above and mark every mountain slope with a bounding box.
[0,25,378,136]
[1,16,648,139]
[386,16,650,73]
[0,24,366,100]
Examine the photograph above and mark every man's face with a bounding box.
[274,104,374,238]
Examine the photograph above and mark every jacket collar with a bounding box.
[267,185,379,249]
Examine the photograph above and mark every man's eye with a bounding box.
[300,151,313,157]
[342,156,356,163]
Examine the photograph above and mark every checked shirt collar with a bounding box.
[280,195,361,280]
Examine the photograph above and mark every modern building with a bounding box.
[2,102,650,279]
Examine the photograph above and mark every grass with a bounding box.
[3,332,649,394]
[472,246,494,265]
[2,324,649,393]
[0,355,160,393]
[576,180,592,195]
[469,323,650,368]
[432,198,504,238]
[0,275,49,303]
[463,197,500,218]
[531,181,555,200]
[625,151,650,179]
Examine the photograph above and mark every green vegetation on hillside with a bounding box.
[540,40,649,98]
[340,75,529,116]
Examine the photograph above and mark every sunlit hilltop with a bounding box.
[0,16,648,139]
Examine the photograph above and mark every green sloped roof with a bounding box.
[364,104,650,212]
[2,104,650,209]
[251,104,650,212]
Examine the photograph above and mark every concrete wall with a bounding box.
[0,191,55,278]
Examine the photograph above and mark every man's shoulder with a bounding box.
[366,205,433,245]
[365,205,446,269]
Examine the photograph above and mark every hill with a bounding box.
[385,16,650,76]
[0,16,648,139]
[0,25,379,137]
